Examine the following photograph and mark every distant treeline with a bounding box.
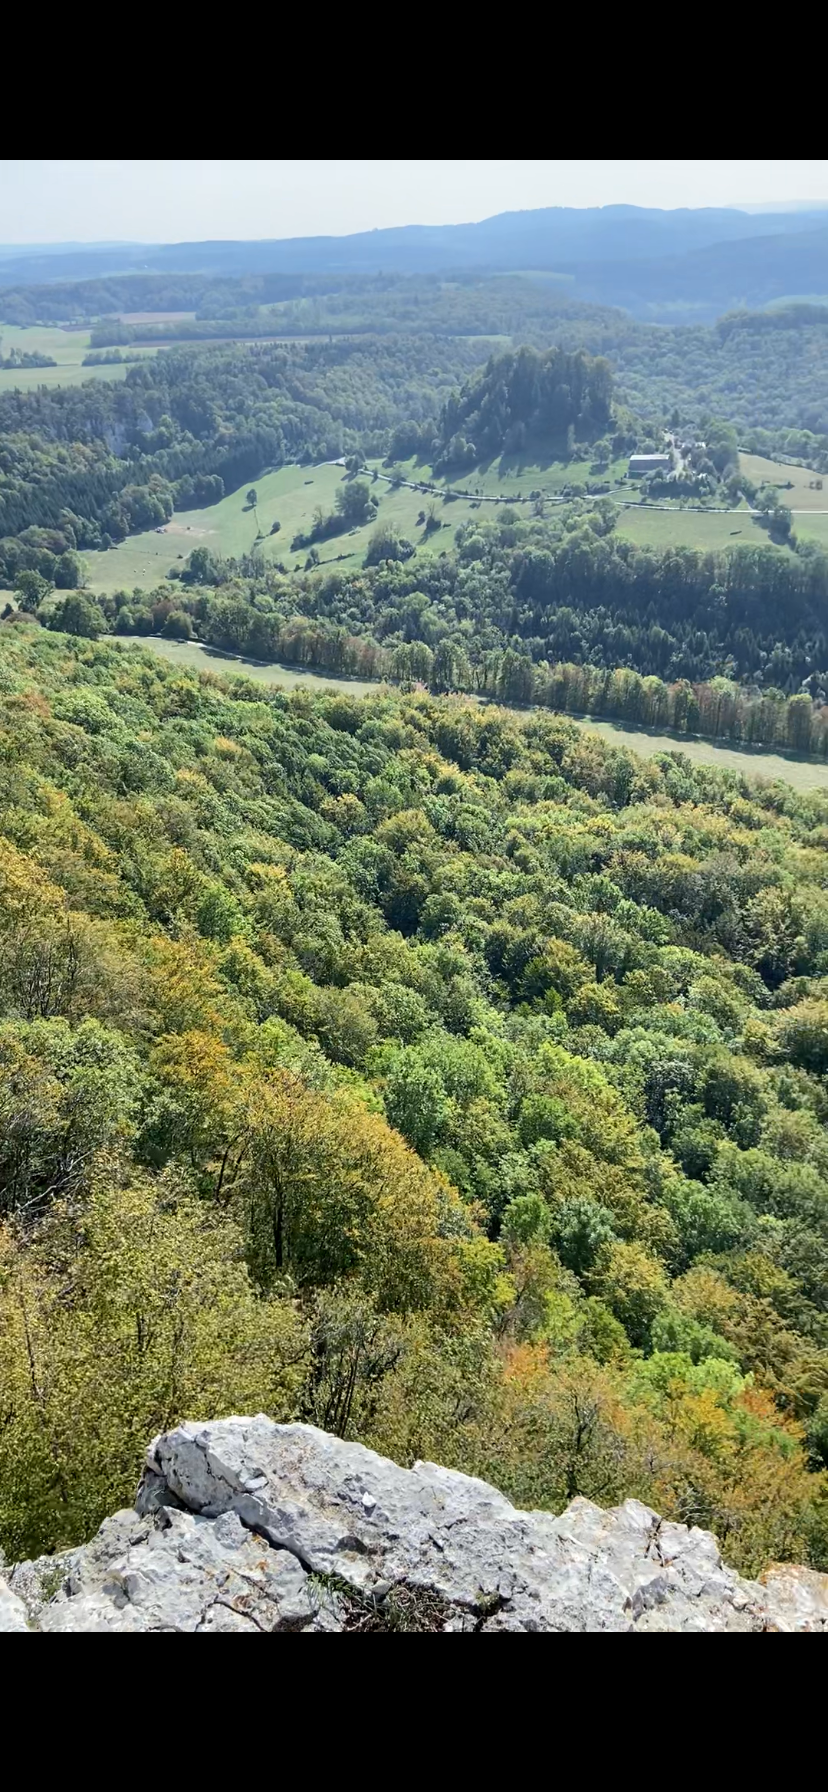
[41,572,828,758]
[70,282,828,466]
[82,348,152,366]
[2,266,828,461]
[0,271,345,327]
[0,348,56,369]
[280,503,828,695]
[89,320,284,347]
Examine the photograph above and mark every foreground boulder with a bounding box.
[2,1417,827,1632]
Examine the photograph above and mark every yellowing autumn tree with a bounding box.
[0,1163,307,1560]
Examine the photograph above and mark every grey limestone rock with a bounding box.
[0,1578,29,1633]
[2,1416,826,1633]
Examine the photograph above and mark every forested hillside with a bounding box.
[609,307,828,459]
[74,286,828,460]
[0,336,487,554]
[5,270,828,465]
[435,345,615,465]
[0,271,337,326]
[2,624,828,1572]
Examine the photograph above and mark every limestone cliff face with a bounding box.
[2,1417,827,1632]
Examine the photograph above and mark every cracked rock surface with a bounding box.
[2,1417,827,1631]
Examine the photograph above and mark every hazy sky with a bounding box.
[1,160,827,245]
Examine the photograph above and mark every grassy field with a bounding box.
[0,324,157,390]
[614,507,769,552]
[70,434,828,596]
[104,634,385,697]
[790,512,828,547]
[389,449,629,500]
[740,452,828,510]
[569,714,828,793]
[83,461,484,593]
[82,447,804,595]
[118,310,197,324]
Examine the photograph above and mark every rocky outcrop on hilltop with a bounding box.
[2,1417,827,1632]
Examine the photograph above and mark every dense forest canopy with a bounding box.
[2,624,828,1570]
[435,345,615,465]
[608,307,828,459]
[84,278,617,345]
[46,280,828,458]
